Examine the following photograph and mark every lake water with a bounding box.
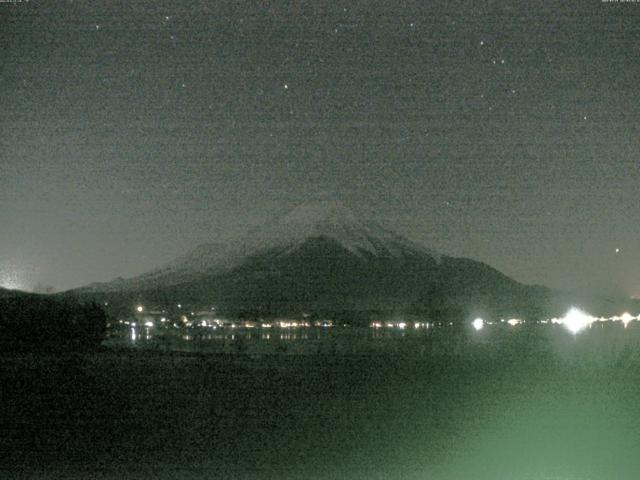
[4,322,640,479]
[105,321,640,362]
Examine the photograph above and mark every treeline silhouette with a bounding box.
[0,293,107,352]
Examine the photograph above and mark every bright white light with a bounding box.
[621,312,633,328]
[472,318,484,331]
[398,322,407,329]
[507,318,520,326]
[563,307,592,334]
[136,305,144,313]
[144,321,154,327]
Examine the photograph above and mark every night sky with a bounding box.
[2,0,640,295]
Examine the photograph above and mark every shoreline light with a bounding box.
[563,307,592,334]
[472,317,484,331]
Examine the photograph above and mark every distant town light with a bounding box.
[144,321,154,327]
[563,307,592,334]
[472,317,484,331]
[136,305,144,313]
[621,312,634,328]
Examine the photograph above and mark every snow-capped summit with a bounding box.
[79,199,440,292]
[242,199,440,259]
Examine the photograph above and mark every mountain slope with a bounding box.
[69,199,640,321]
[67,200,562,321]
[79,200,440,293]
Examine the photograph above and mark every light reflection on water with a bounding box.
[105,321,640,360]
[121,326,416,343]
[109,324,427,355]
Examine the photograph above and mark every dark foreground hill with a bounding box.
[0,288,107,352]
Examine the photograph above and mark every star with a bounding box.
[616,248,620,253]
[480,40,485,46]
[95,25,100,30]
[283,84,289,90]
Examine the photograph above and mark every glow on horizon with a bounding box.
[0,278,23,290]
[0,264,28,291]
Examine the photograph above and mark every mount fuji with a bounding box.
[69,200,576,322]
[81,200,440,290]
